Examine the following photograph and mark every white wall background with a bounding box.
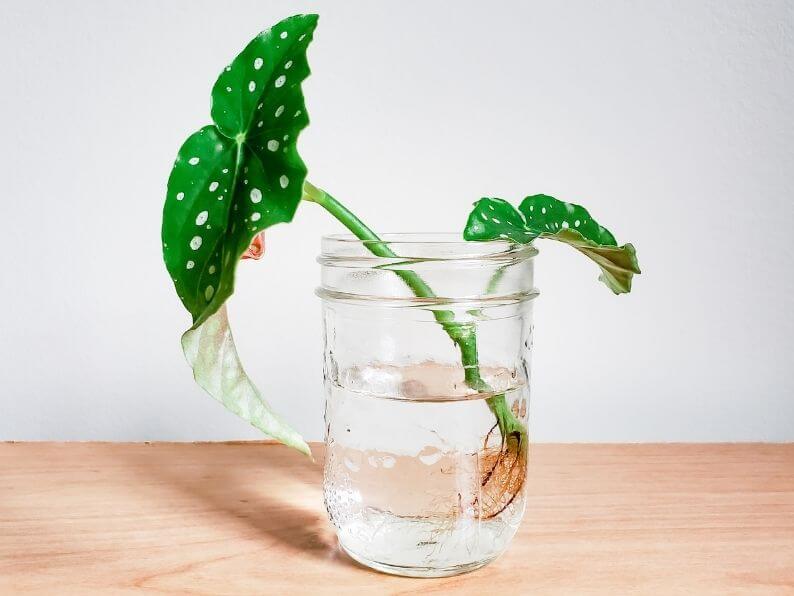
[1,0,792,442]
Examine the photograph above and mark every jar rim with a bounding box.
[318,233,538,308]
[321,233,538,262]
[324,232,529,245]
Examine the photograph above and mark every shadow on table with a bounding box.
[117,443,361,570]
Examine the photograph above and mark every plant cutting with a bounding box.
[162,14,640,576]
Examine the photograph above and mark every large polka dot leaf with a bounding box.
[161,14,318,456]
[464,195,640,293]
[163,14,317,327]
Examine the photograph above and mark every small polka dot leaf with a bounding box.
[464,195,641,294]
[161,15,318,457]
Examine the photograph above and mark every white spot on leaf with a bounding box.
[284,60,293,69]
[280,31,288,39]
[195,211,208,226]
[267,140,279,151]
[250,188,262,203]
[275,105,284,117]
[274,75,286,88]
[176,192,185,201]
[248,81,256,92]
[188,157,200,165]
[186,260,195,270]
[209,265,216,274]
[190,236,202,250]
[205,285,214,301]
[254,57,263,70]
[279,175,289,189]
[251,212,261,222]
[209,181,219,192]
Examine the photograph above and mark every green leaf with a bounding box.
[182,306,311,457]
[518,194,617,246]
[211,15,314,141]
[463,198,537,244]
[463,195,640,294]
[162,15,318,456]
[162,14,318,328]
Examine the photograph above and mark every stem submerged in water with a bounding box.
[303,181,525,443]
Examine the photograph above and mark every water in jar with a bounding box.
[323,362,529,577]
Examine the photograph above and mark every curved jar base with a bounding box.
[339,543,497,578]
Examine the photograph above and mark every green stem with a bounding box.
[304,181,524,441]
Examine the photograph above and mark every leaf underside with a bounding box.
[182,306,311,456]
[463,194,640,294]
[161,15,318,455]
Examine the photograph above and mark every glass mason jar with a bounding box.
[318,234,537,577]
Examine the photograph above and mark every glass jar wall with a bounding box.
[318,234,537,577]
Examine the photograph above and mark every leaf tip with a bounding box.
[623,242,642,274]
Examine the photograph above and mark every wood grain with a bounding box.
[1,443,792,595]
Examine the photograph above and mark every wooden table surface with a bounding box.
[1,443,792,595]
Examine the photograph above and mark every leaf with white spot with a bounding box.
[211,16,313,143]
[518,194,617,245]
[161,14,318,456]
[519,194,639,293]
[463,198,535,244]
[163,14,317,327]
[464,195,640,294]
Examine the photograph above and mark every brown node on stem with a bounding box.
[475,425,527,519]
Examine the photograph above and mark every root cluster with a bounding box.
[475,427,527,519]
